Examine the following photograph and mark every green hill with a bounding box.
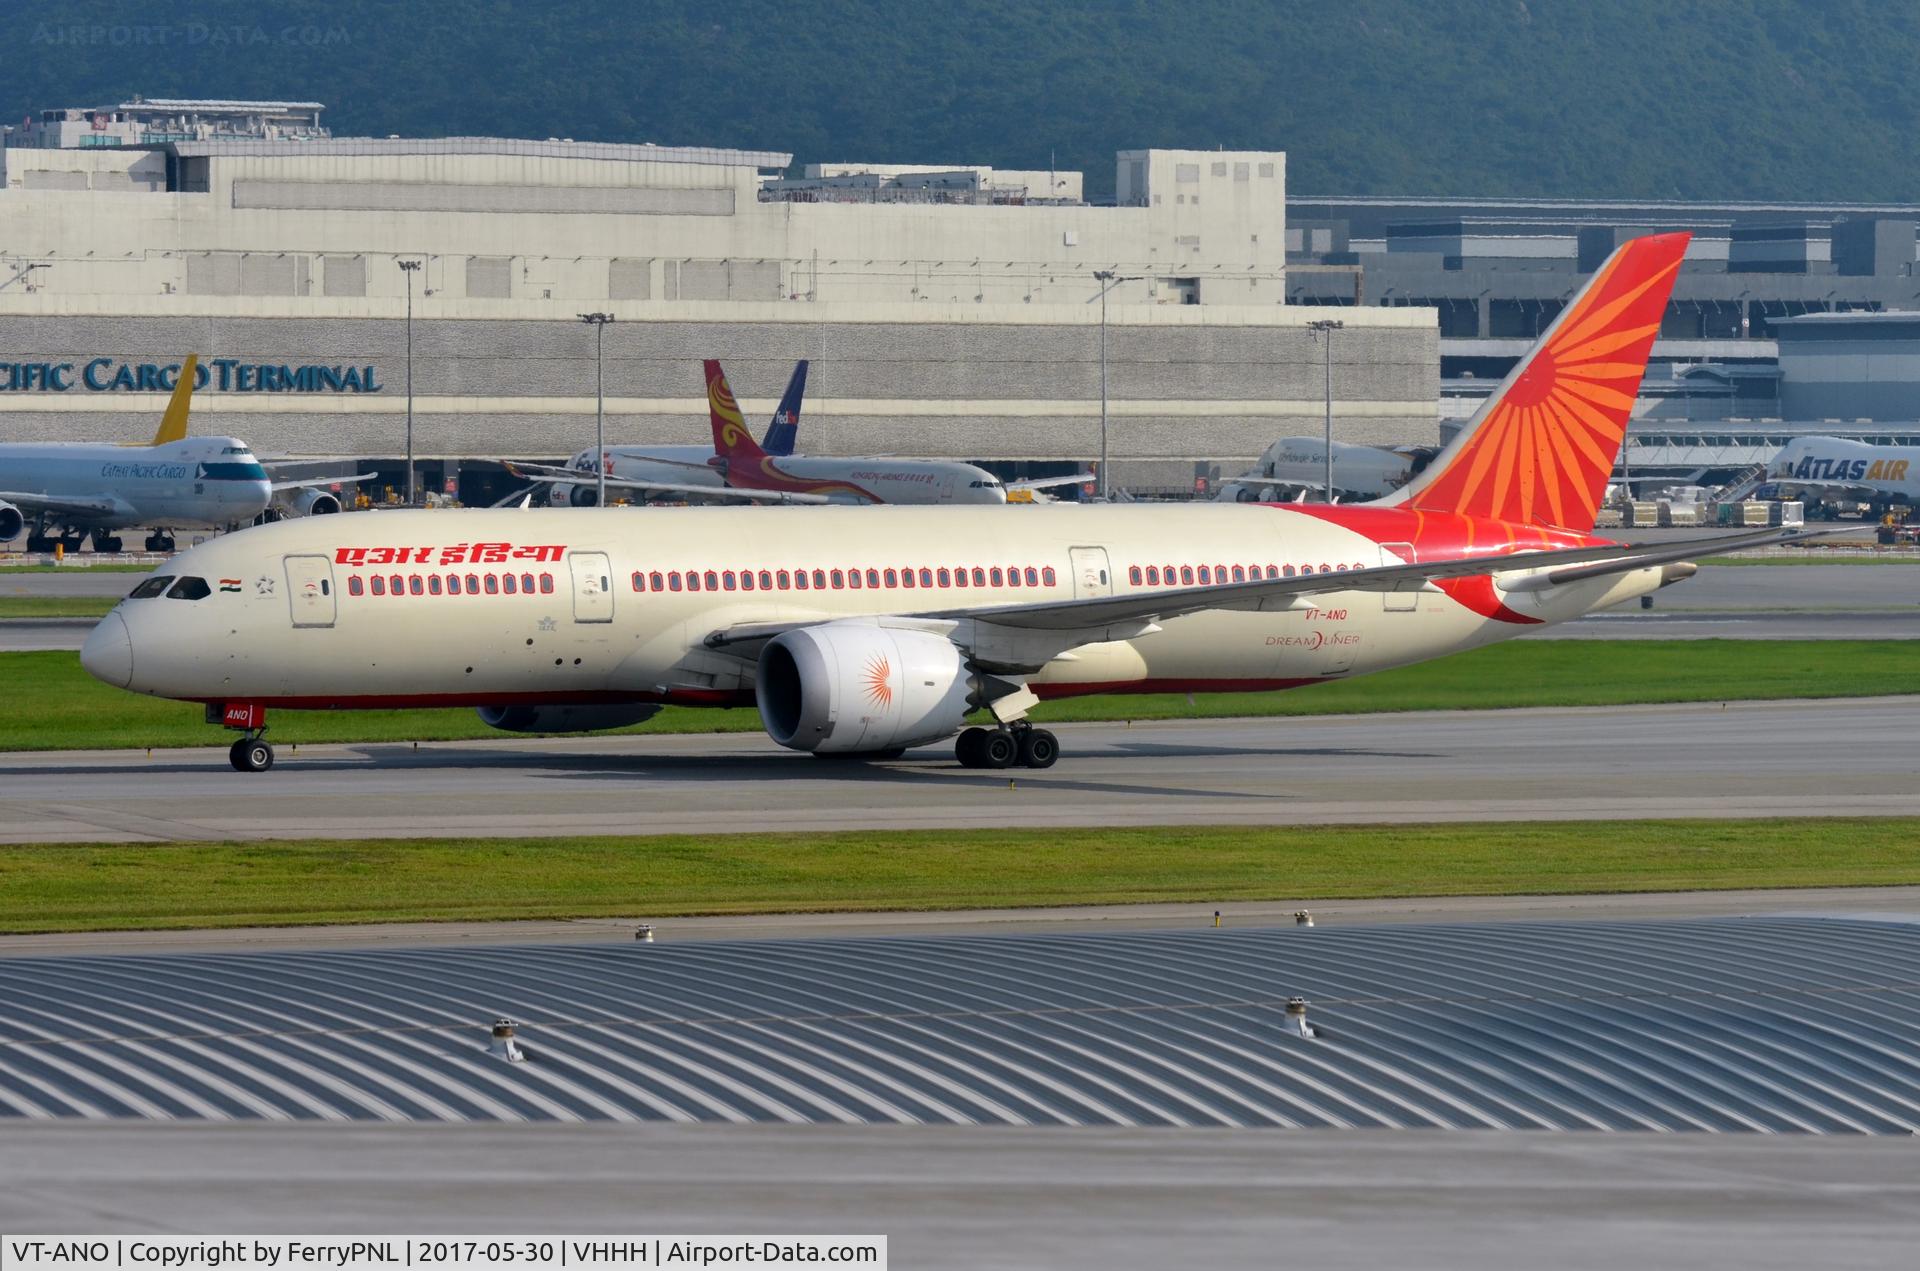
[13,0,1920,202]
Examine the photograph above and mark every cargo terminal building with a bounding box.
[0,109,1434,496]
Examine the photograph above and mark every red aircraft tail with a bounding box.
[704,359,768,468]
[1381,231,1690,531]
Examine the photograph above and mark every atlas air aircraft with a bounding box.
[1764,436,1920,513]
[82,231,1806,773]
[511,358,1086,506]
[1,354,366,553]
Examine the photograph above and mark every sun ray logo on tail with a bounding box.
[1385,232,1690,531]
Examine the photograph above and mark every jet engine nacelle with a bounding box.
[756,623,975,754]
[0,501,22,542]
[277,488,342,518]
[476,703,663,733]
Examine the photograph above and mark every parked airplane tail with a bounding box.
[760,359,808,456]
[1379,232,1689,531]
[705,359,771,466]
[148,354,200,446]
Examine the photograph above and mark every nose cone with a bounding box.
[80,611,133,688]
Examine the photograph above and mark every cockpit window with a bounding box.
[221,445,253,456]
[129,576,172,599]
[165,576,212,600]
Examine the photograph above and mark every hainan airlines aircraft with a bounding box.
[82,232,1806,773]
[509,359,812,506]
[1763,436,1920,515]
[1,354,367,552]
[512,358,1087,506]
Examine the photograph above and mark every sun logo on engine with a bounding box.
[863,655,893,708]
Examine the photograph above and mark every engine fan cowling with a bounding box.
[476,703,662,733]
[756,624,974,753]
[280,488,342,517]
[0,502,22,542]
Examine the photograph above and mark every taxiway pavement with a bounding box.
[2,697,1914,844]
[7,883,1919,958]
[0,618,99,651]
[8,1124,1917,1269]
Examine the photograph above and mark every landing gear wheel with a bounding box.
[1016,728,1059,769]
[980,730,1019,769]
[91,534,122,554]
[229,737,274,773]
[25,534,53,554]
[955,727,988,768]
[58,535,85,555]
[145,532,176,553]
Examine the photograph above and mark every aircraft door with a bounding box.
[283,554,336,628]
[1068,546,1112,598]
[569,551,614,623]
[1381,541,1420,612]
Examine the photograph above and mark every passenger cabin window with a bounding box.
[165,576,211,600]
[129,576,173,599]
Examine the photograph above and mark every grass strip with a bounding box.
[5,818,1920,934]
[2,640,1915,752]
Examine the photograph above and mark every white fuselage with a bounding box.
[1767,437,1920,504]
[552,446,1008,506]
[85,505,1666,713]
[0,437,272,536]
[1217,437,1416,503]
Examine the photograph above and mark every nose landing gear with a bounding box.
[955,723,1059,770]
[229,735,275,772]
[213,702,275,773]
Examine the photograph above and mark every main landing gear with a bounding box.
[955,723,1059,770]
[144,532,177,553]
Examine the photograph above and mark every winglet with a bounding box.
[705,359,768,466]
[150,354,200,446]
[760,359,808,456]
[1381,232,1690,531]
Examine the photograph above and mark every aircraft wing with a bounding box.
[269,472,377,493]
[705,526,1831,661]
[0,490,124,519]
[1007,473,1096,492]
[502,462,833,505]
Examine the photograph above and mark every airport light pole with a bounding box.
[1306,318,1344,502]
[579,313,614,506]
[397,259,422,504]
[1090,270,1142,500]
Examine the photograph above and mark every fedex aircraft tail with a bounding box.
[706,359,770,467]
[1381,232,1689,531]
[759,359,808,456]
[148,354,199,446]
